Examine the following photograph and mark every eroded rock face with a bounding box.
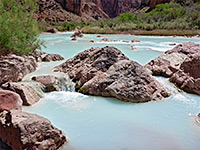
[146,42,200,95]
[0,54,37,85]
[55,46,168,102]
[37,0,82,22]
[0,110,67,150]
[1,82,44,106]
[0,90,22,112]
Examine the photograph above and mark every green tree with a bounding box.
[0,0,43,55]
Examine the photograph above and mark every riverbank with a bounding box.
[81,27,200,37]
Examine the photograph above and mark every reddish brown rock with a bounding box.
[37,0,82,22]
[0,110,67,150]
[1,82,44,106]
[55,46,169,103]
[0,54,37,85]
[0,90,22,112]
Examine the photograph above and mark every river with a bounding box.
[23,32,200,150]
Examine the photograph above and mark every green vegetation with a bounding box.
[82,2,200,35]
[39,21,86,32]
[0,0,43,55]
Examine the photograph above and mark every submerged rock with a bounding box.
[55,46,168,103]
[146,42,200,95]
[0,54,37,85]
[1,82,44,106]
[0,90,22,111]
[0,110,67,150]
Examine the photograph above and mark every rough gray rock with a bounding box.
[55,46,169,103]
[0,110,67,150]
[54,46,129,88]
[80,59,169,102]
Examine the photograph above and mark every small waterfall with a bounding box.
[55,73,75,92]
[154,76,180,94]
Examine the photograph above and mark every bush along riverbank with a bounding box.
[81,2,200,36]
[0,0,68,149]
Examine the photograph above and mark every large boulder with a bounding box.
[0,110,67,150]
[55,46,168,102]
[145,42,200,95]
[0,90,22,112]
[145,42,200,77]
[0,54,37,85]
[80,60,169,102]
[1,82,44,106]
[170,54,200,95]
[54,46,129,88]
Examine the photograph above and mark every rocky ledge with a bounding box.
[55,46,169,103]
[0,52,64,86]
[0,110,67,150]
[145,42,200,95]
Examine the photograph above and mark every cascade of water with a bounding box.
[55,73,75,92]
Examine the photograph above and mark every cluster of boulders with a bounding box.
[0,52,64,86]
[54,46,169,103]
[0,52,68,149]
[145,42,200,96]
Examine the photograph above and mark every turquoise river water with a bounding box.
[23,32,200,150]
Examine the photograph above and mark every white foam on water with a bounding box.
[171,93,200,109]
[44,91,96,112]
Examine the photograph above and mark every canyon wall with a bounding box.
[38,0,174,22]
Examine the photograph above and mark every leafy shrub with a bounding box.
[0,0,43,55]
